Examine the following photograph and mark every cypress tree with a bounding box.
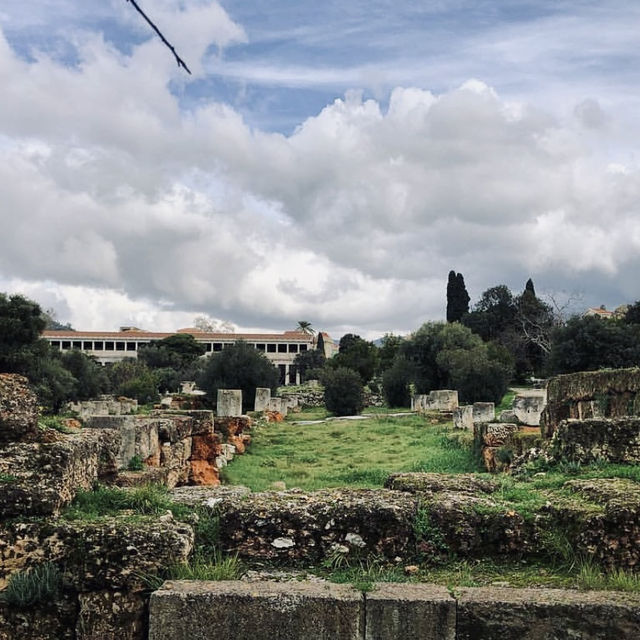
[446,271,470,323]
[524,278,536,297]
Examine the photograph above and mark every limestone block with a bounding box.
[254,387,271,412]
[513,393,546,426]
[217,389,242,417]
[472,402,495,423]
[268,397,283,413]
[0,594,77,639]
[453,405,474,430]
[0,429,120,518]
[457,586,640,639]
[365,583,455,640]
[429,390,459,412]
[149,580,364,640]
[0,373,39,444]
[498,409,518,423]
[76,591,146,640]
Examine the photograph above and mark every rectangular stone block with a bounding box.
[217,389,243,417]
[512,393,546,426]
[472,402,495,423]
[365,583,455,640]
[457,586,640,639]
[255,387,271,412]
[149,580,364,640]
[268,397,283,413]
[453,406,474,430]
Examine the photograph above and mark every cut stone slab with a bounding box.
[255,387,271,412]
[456,586,640,639]
[365,583,455,640]
[217,389,242,417]
[149,580,364,640]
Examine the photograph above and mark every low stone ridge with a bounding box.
[550,417,640,464]
[542,367,640,438]
[149,580,364,640]
[0,373,39,444]
[385,472,499,495]
[212,489,418,563]
[0,429,119,517]
[456,586,640,639]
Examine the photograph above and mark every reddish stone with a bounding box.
[265,411,284,423]
[228,434,251,454]
[189,460,220,486]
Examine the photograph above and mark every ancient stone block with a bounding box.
[213,489,418,563]
[457,586,640,639]
[0,429,119,517]
[0,373,39,444]
[512,392,546,426]
[217,389,242,417]
[428,390,458,412]
[0,593,77,639]
[268,397,283,414]
[385,472,498,495]
[254,387,271,412]
[365,583,455,640]
[76,591,146,640]
[550,417,640,464]
[149,580,364,640]
[472,402,495,423]
[453,405,474,430]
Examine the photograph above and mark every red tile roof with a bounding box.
[42,329,314,342]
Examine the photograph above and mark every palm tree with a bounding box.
[296,321,315,335]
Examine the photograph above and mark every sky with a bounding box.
[2,0,640,339]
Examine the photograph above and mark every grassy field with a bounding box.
[222,411,479,491]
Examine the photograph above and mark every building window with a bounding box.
[51,341,60,349]
[61,341,71,350]
[105,342,114,351]
[267,344,276,353]
[126,342,136,351]
[116,342,125,351]
[289,365,297,384]
[288,344,299,353]
[83,341,93,350]
[72,341,82,350]
[300,344,308,352]
[213,343,222,352]
[278,364,286,385]
[256,343,265,352]
[205,343,212,352]
[94,342,104,351]
[277,343,287,353]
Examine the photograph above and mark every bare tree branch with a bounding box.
[125,0,192,74]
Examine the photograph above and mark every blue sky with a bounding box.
[1,0,640,336]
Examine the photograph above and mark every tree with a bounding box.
[296,321,315,335]
[377,334,404,374]
[547,316,640,374]
[61,351,109,401]
[382,356,414,407]
[0,293,47,372]
[624,301,640,325]
[331,334,378,384]
[138,334,205,371]
[323,367,364,416]
[446,271,470,323]
[294,348,326,382]
[198,341,279,411]
[462,285,517,341]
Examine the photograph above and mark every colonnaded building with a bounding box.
[42,327,337,386]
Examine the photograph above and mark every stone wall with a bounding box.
[542,367,640,437]
[149,580,640,640]
[66,395,138,420]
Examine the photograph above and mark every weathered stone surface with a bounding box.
[542,367,640,438]
[0,517,193,591]
[66,395,137,420]
[0,373,39,444]
[0,429,119,517]
[0,593,77,639]
[149,580,364,640]
[414,391,459,413]
[254,387,271,412]
[214,489,417,563]
[385,472,498,495]
[268,397,283,413]
[550,417,640,464]
[512,392,546,426]
[189,432,222,486]
[472,402,495,424]
[76,590,147,640]
[457,586,640,639]
[365,583,455,640]
[217,389,243,417]
[474,422,519,472]
[453,405,474,430]
[169,485,251,508]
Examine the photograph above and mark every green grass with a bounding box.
[0,563,63,608]
[496,390,516,413]
[38,415,76,434]
[0,473,17,484]
[223,412,479,491]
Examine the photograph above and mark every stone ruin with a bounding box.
[65,395,138,420]
[1,373,640,638]
[412,390,459,415]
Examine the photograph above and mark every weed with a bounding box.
[324,556,407,592]
[167,551,243,581]
[1,563,63,608]
[127,455,144,472]
[413,506,449,561]
[38,415,75,434]
[0,473,17,484]
[577,561,640,592]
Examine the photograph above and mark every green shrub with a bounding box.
[323,367,364,416]
[127,455,144,471]
[382,357,413,407]
[1,563,62,608]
